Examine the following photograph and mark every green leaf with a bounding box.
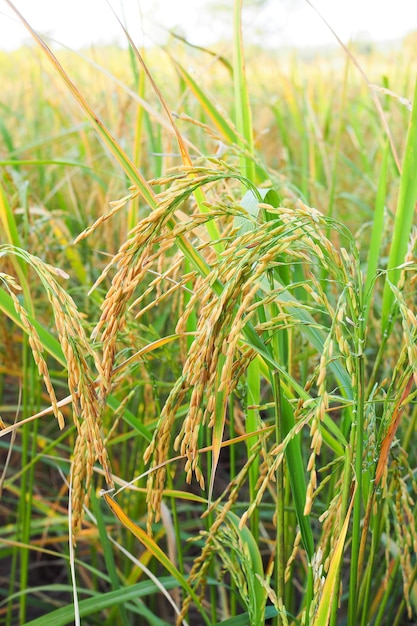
[102,492,211,626]
[24,579,179,626]
[0,287,65,365]
[214,604,278,625]
[312,486,355,626]
[172,59,239,144]
[382,77,417,330]
[227,511,267,626]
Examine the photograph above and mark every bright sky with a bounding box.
[0,0,416,51]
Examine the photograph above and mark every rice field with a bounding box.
[1,2,417,625]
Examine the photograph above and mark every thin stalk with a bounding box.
[329,446,353,626]
[300,97,309,200]
[363,142,389,327]
[381,77,417,332]
[128,57,146,232]
[326,55,349,228]
[164,465,184,619]
[283,474,295,614]
[90,492,129,626]
[205,451,218,624]
[168,478,184,577]
[365,330,389,399]
[359,506,383,626]
[347,344,365,626]
[233,0,255,182]
[229,394,237,483]
[373,558,401,626]
[266,278,287,625]
[391,558,417,626]
[356,488,376,595]
[246,358,260,542]
[18,342,32,624]
[273,370,285,626]
[228,393,237,619]
[6,540,18,626]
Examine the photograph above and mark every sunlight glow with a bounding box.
[0,0,416,51]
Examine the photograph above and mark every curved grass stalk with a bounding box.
[101,491,211,626]
[381,78,417,331]
[313,484,356,626]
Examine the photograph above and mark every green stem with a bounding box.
[392,558,417,626]
[246,358,260,542]
[330,445,353,626]
[273,370,285,626]
[373,558,400,626]
[19,342,34,625]
[381,77,417,331]
[359,510,381,626]
[233,0,255,182]
[347,344,365,625]
[326,56,349,229]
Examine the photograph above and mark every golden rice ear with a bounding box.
[70,421,91,542]
[1,274,65,429]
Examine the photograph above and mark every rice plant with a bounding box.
[1,2,417,625]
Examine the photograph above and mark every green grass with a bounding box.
[1,3,417,625]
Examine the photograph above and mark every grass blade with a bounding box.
[172,58,239,144]
[381,77,417,330]
[233,0,255,181]
[312,485,356,626]
[363,142,389,324]
[24,579,179,626]
[101,491,211,626]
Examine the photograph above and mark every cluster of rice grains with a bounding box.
[0,246,113,542]
[3,157,365,582]
[142,178,302,528]
[140,170,364,558]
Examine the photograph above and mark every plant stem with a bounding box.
[247,358,260,542]
[273,370,285,626]
[347,329,365,626]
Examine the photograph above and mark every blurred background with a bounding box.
[1,0,417,52]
